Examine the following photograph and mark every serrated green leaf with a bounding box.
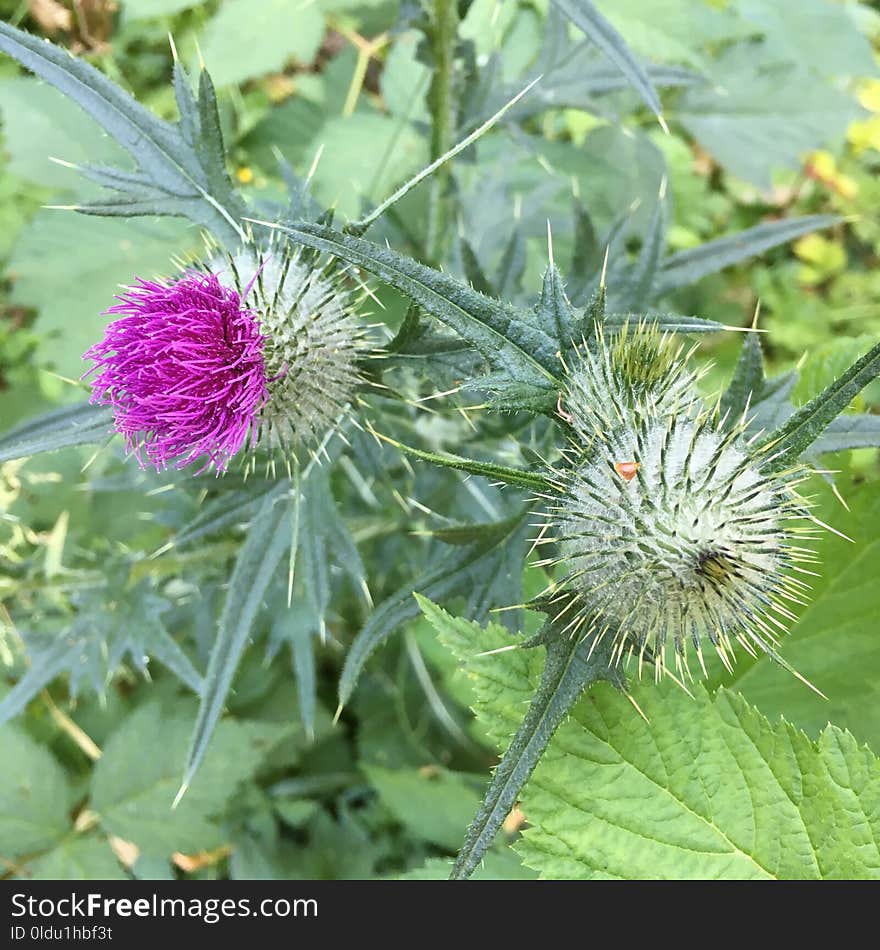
[271,222,561,393]
[0,726,73,858]
[92,700,288,856]
[653,215,840,296]
[437,601,880,879]
[0,403,112,464]
[757,340,880,471]
[18,836,126,880]
[0,22,244,244]
[180,480,293,795]
[550,0,663,120]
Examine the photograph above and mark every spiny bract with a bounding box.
[536,321,821,687]
[208,242,369,456]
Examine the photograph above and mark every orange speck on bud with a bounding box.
[615,461,640,482]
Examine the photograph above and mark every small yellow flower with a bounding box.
[848,115,880,155]
[236,166,254,185]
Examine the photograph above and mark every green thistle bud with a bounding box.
[538,322,821,688]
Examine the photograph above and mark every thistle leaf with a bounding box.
[757,340,880,471]
[0,22,244,246]
[720,332,765,422]
[438,599,880,879]
[653,215,840,296]
[810,414,880,454]
[367,426,556,493]
[266,222,562,392]
[337,513,528,710]
[0,402,112,463]
[179,479,293,798]
[550,0,663,121]
[419,598,621,881]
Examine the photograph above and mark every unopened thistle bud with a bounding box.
[538,322,820,686]
[84,243,367,473]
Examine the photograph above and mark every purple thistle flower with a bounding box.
[84,272,268,473]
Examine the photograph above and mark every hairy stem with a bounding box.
[450,633,616,880]
[426,0,459,263]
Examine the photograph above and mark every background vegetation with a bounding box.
[0,0,878,880]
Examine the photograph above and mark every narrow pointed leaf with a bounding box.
[0,403,112,463]
[720,333,765,422]
[338,514,526,708]
[550,0,662,120]
[538,261,578,352]
[180,480,293,794]
[757,341,880,471]
[368,427,555,492]
[654,215,840,295]
[810,414,880,454]
[269,222,562,387]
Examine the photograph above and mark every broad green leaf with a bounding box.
[123,0,206,18]
[550,0,663,121]
[437,603,880,879]
[0,726,73,858]
[678,45,861,187]
[420,598,620,881]
[0,403,112,464]
[271,222,561,394]
[653,215,840,296]
[201,0,325,88]
[365,765,482,851]
[19,836,126,880]
[92,701,287,856]
[0,78,120,190]
[757,340,880,471]
[180,479,294,796]
[10,211,192,376]
[337,513,528,709]
[0,22,244,245]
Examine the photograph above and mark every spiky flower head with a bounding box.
[207,243,367,452]
[84,272,268,473]
[84,242,367,473]
[538,321,819,687]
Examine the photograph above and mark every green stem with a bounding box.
[450,633,616,880]
[426,0,459,264]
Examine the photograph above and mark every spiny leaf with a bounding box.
[419,599,621,881]
[0,402,112,463]
[0,581,202,726]
[0,22,244,246]
[179,479,293,799]
[811,414,880,454]
[263,221,562,391]
[367,425,556,493]
[653,215,840,296]
[550,0,663,122]
[757,340,880,471]
[720,332,765,422]
[337,513,527,710]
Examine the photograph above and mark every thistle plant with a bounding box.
[1,5,879,885]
